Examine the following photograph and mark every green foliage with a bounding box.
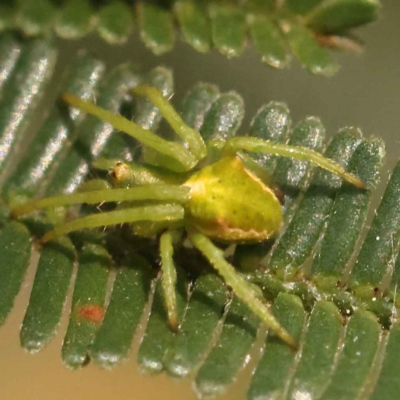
[0,0,381,76]
[0,36,400,399]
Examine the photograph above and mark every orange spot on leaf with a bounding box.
[77,304,104,323]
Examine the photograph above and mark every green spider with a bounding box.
[11,86,365,348]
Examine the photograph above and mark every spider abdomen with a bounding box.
[183,156,282,242]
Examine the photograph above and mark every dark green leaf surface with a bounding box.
[286,0,325,15]
[248,293,305,400]
[137,267,189,374]
[45,63,140,196]
[134,67,174,131]
[287,301,342,399]
[307,0,381,34]
[284,21,340,77]
[200,92,244,144]
[62,243,111,368]
[137,1,175,55]
[4,53,105,200]
[195,296,258,397]
[0,6,13,31]
[97,2,134,45]
[352,160,400,289]
[250,15,291,69]
[273,116,325,193]
[369,323,400,400]
[135,67,175,166]
[91,256,153,368]
[56,0,94,40]
[0,34,21,93]
[319,310,381,400]
[164,274,229,378]
[210,4,246,58]
[313,137,385,280]
[175,0,211,53]
[266,116,326,278]
[0,40,57,173]
[271,129,361,274]
[20,237,76,352]
[180,83,219,131]
[248,101,292,171]
[0,221,31,325]
[16,0,56,36]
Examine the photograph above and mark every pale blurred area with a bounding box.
[0,0,399,399]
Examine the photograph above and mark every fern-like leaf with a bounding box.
[1,36,399,400]
[0,0,381,76]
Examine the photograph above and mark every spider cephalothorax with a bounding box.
[11,85,365,347]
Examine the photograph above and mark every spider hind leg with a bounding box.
[188,229,298,348]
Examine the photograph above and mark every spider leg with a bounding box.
[11,185,189,217]
[62,93,197,172]
[223,137,365,188]
[132,85,207,161]
[40,204,184,243]
[188,229,297,348]
[160,229,179,331]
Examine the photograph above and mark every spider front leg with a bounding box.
[11,184,188,243]
[42,204,185,243]
[63,85,207,173]
[223,137,366,188]
[132,85,207,161]
[188,229,297,348]
[62,94,198,172]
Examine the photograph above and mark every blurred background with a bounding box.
[0,0,398,399]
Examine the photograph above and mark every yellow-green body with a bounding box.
[184,156,282,242]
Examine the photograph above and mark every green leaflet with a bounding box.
[137,267,190,374]
[306,0,381,34]
[20,237,76,352]
[44,63,140,196]
[195,295,259,397]
[369,322,400,400]
[248,293,305,400]
[0,221,31,325]
[91,255,153,368]
[164,274,229,378]
[200,91,244,144]
[284,21,340,77]
[175,0,211,53]
[62,243,111,368]
[317,138,385,281]
[272,128,362,275]
[352,160,400,289]
[137,1,175,55]
[4,52,106,200]
[319,310,381,400]
[0,40,57,174]
[287,301,343,399]
[0,34,22,93]
[209,4,247,58]
[15,0,56,36]
[250,15,291,70]
[97,2,134,45]
[55,0,94,39]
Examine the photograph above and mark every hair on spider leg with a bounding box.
[96,201,105,211]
